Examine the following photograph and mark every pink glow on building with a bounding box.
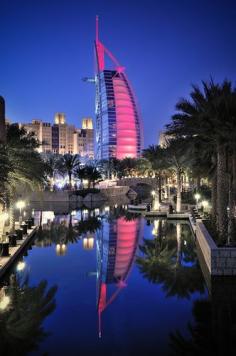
[94,16,143,159]
[113,77,137,159]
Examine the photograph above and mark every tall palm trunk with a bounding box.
[176,168,182,213]
[0,96,6,144]
[216,144,228,243]
[158,172,162,203]
[211,173,217,224]
[228,152,236,244]
[9,194,16,233]
[68,172,72,190]
[227,172,235,244]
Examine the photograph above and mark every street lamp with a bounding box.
[16,200,26,224]
[194,193,201,210]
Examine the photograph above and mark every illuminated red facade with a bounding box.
[94,17,143,160]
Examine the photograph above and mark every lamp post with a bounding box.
[194,193,201,211]
[201,200,209,213]
[16,200,26,224]
[0,212,9,243]
[151,190,160,211]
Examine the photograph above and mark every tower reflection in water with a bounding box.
[96,216,143,338]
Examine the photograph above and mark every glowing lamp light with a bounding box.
[16,200,26,210]
[0,212,9,222]
[202,200,209,208]
[152,228,157,236]
[83,237,94,250]
[194,193,201,201]
[151,191,156,197]
[0,295,10,311]
[104,206,110,212]
[16,261,26,272]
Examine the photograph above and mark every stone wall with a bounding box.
[117,178,156,188]
[100,186,130,198]
[196,220,236,275]
[29,186,131,203]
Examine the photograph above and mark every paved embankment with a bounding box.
[0,226,37,279]
[196,220,236,276]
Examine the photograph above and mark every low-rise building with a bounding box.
[20,114,94,157]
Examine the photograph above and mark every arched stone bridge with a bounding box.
[116,177,157,188]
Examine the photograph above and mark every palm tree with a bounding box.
[98,158,121,179]
[75,166,102,188]
[137,223,204,299]
[1,124,48,230]
[117,157,138,178]
[164,138,189,212]
[0,96,6,144]
[57,154,80,190]
[0,274,57,355]
[75,216,102,236]
[166,79,236,241]
[44,154,60,190]
[143,145,168,203]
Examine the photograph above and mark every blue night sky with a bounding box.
[1,0,236,147]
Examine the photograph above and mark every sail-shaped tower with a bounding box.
[94,16,143,160]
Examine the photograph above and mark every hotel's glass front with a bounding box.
[95,39,143,160]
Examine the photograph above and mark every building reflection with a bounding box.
[96,216,143,337]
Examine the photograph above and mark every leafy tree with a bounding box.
[57,154,80,189]
[0,124,48,229]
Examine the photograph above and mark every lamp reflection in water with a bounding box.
[16,261,26,272]
[96,216,143,338]
[0,289,10,311]
[56,243,67,256]
[152,220,159,236]
[83,236,94,250]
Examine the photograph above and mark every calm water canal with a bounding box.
[1,205,236,355]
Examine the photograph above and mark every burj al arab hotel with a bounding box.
[94,16,143,160]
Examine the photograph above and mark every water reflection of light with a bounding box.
[83,237,94,250]
[56,243,67,256]
[152,220,159,236]
[0,294,10,311]
[16,261,26,272]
